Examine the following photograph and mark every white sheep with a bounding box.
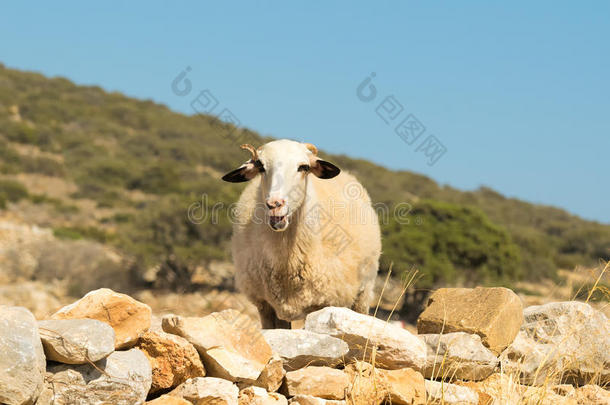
[222,139,381,328]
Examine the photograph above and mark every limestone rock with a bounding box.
[417,287,523,354]
[168,377,238,405]
[239,386,288,405]
[38,348,152,405]
[288,395,346,404]
[425,380,479,404]
[162,310,272,382]
[0,306,46,405]
[379,367,426,405]
[573,385,610,405]
[420,332,498,381]
[283,366,349,400]
[501,301,610,385]
[38,319,115,364]
[262,329,348,370]
[147,394,191,404]
[137,330,206,394]
[50,288,152,349]
[304,307,426,370]
[238,354,286,392]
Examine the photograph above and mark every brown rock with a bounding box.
[239,386,288,404]
[239,355,286,393]
[573,385,610,405]
[50,288,152,349]
[344,362,425,405]
[137,330,206,394]
[168,377,239,405]
[283,366,349,400]
[147,394,192,404]
[417,287,523,354]
[381,368,426,405]
[289,395,345,404]
[162,310,272,382]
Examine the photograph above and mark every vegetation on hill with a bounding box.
[0,63,608,294]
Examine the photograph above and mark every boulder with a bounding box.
[238,354,286,392]
[147,394,191,404]
[501,301,610,385]
[137,330,206,394]
[50,288,152,349]
[420,332,498,381]
[304,307,426,370]
[162,310,272,382]
[238,386,288,405]
[417,287,523,354]
[573,385,610,404]
[261,329,348,370]
[283,366,349,400]
[168,377,238,405]
[38,319,115,364]
[37,348,152,405]
[425,380,479,404]
[344,362,425,405]
[288,395,346,404]
[0,306,46,405]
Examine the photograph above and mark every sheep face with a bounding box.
[222,139,340,232]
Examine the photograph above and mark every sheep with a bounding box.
[222,139,381,328]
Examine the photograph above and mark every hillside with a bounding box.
[0,63,608,297]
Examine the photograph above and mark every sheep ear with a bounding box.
[222,162,258,183]
[312,159,341,179]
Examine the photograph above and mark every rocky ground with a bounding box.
[1,286,608,405]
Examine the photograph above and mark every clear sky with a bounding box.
[1,1,608,223]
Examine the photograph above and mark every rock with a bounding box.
[344,362,425,405]
[147,394,192,404]
[283,366,349,400]
[38,319,115,364]
[238,354,286,392]
[501,301,610,385]
[0,282,63,319]
[288,395,346,404]
[168,377,238,405]
[261,329,348,370]
[420,332,498,381]
[573,385,610,404]
[304,307,426,370]
[0,306,46,405]
[417,287,523,354]
[379,367,426,405]
[38,348,152,405]
[521,385,578,405]
[137,330,206,394]
[162,310,272,382]
[50,288,152,349]
[460,373,522,405]
[239,386,288,404]
[425,380,479,404]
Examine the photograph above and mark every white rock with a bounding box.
[262,329,349,370]
[38,319,115,364]
[0,306,46,405]
[304,307,426,370]
[420,332,498,381]
[239,386,287,404]
[425,380,479,404]
[37,349,151,405]
[501,301,610,385]
[168,377,239,405]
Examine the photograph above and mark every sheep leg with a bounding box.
[257,301,291,329]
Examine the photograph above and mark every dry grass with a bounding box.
[345,262,609,404]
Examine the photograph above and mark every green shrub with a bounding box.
[0,179,29,202]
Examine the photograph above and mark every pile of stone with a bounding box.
[1,286,608,405]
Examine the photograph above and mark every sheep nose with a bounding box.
[266,198,285,210]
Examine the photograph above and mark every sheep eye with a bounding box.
[298,164,310,172]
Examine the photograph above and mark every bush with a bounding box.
[0,179,29,202]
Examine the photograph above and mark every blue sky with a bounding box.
[1,1,608,223]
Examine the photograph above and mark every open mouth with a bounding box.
[269,215,288,231]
